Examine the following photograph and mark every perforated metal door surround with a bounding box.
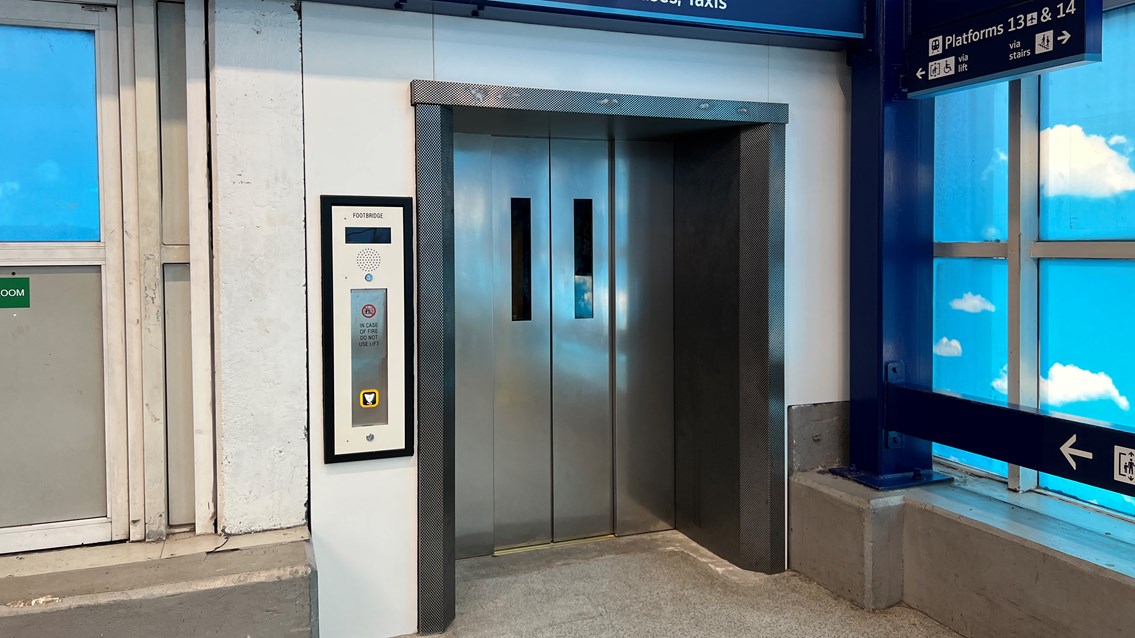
[411,80,788,124]
[415,103,456,635]
[414,81,788,634]
[672,125,787,574]
[737,123,786,572]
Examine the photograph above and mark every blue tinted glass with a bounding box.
[932,258,1009,476]
[934,82,1010,242]
[1038,260,1135,515]
[1040,475,1135,517]
[0,25,100,242]
[1040,6,1135,240]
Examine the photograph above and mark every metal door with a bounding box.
[614,141,676,535]
[0,0,128,553]
[454,133,496,558]
[454,134,556,554]
[455,135,673,556]
[550,139,613,542]
[456,135,612,554]
[490,136,553,551]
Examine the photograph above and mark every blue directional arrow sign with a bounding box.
[905,0,1102,98]
[887,384,1135,499]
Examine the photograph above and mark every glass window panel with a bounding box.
[573,199,594,319]
[934,82,1010,242]
[1040,6,1135,240]
[932,258,1009,476]
[510,198,532,322]
[1038,260,1135,516]
[0,25,100,242]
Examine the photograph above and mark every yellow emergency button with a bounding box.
[360,389,380,408]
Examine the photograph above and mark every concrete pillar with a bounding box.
[210,0,308,534]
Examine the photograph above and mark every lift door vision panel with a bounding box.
[322,195,413,462]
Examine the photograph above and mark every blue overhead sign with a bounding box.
[889,385,1135,500]
[445,0,864,39]
[904,0,1102,98]
[909,0,1025,36]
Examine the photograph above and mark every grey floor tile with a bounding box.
[436,531,960,638]
[516,614,616,638]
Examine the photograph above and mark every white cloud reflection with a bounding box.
[933,337,963,357]
[993,363,1130,411]
[950,292,996,313]
[1042,125,1135,198]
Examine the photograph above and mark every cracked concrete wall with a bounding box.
[210,0,308,535]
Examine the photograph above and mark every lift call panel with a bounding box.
[322,195,413,462]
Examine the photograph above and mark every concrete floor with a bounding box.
[434,531,960,638]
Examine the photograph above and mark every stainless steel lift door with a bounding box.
[550,139,613,542]
[491,136,553,551]
[614,141,676,536]
[454,134,674,558]
[454,133,496,558]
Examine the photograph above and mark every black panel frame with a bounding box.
[321,195,415,463]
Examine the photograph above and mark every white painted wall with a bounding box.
[301,9,429,638]
[769,46,852,408]
[210,0,309,535]
[300,5,850,637]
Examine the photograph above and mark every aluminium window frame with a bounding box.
[0,0,129,553]
[0,0,217,554]
[934,35,1135,508]
[124,0,216,539]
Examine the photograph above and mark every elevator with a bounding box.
[454,133,676,557]
[415,85,788,628]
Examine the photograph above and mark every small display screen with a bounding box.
[346,227,392,244]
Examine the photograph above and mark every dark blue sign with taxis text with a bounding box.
[446,0,864,39]
[905,0,1102,98]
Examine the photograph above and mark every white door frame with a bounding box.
[0,0,129,554]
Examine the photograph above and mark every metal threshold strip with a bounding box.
[492,534,617,557]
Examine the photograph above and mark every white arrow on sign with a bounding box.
[917,68,926,79]
[1058,31,1072,45]
[1060,434,1093,470]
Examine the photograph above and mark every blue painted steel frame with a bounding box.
[847,0,938,482]
[849,0,1121,496]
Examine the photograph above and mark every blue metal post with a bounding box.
[842,0,947,489]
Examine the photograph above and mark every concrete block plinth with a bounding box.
[789,471,905,609]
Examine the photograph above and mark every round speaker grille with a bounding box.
[357,249,381,272]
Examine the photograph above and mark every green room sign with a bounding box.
[0,278,30,309]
